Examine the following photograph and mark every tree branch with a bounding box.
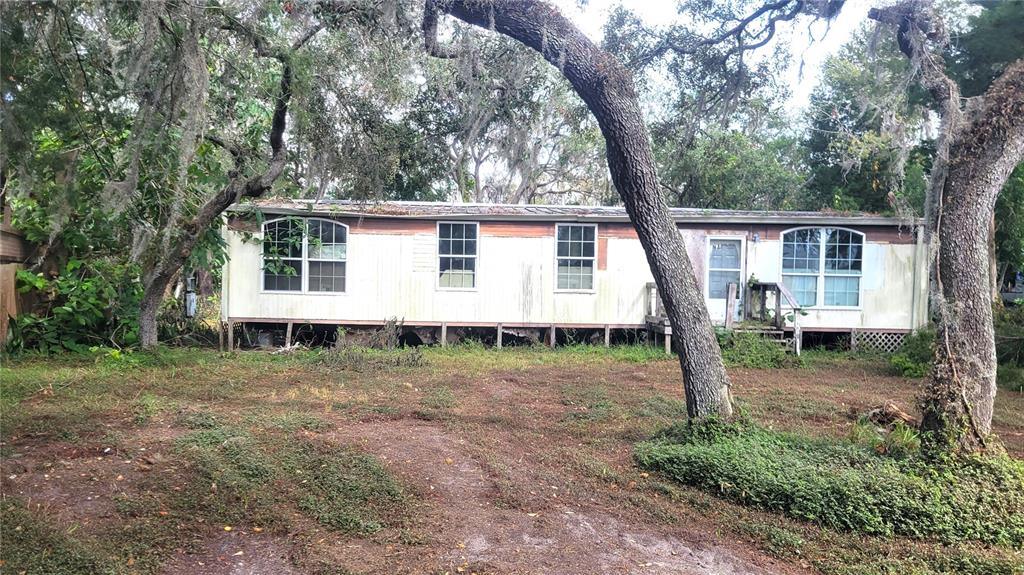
[422,1,458,58]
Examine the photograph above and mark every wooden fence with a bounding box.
[1,201,30,345]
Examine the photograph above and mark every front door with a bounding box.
[706,238,743,324]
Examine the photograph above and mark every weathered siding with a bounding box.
[222,218,928,332]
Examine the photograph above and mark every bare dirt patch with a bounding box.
[327,419,796,575]
[160,532,299,575]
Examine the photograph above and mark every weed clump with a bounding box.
[635,418,1024,546]
[717,331,798,368]
[315,346,424,372]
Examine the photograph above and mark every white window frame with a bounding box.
[780,226,864,309]
[436,221,480,292]
[554,223,598,293]
[704,236,746,301]
[260,217,349,295]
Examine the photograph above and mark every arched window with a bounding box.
[782,228,863,307]
[262,218,347,293]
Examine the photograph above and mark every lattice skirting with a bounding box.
[850,330,906,354]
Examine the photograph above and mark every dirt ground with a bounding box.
[2,348,1022,574]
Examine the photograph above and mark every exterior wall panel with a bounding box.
[223,216,927,332]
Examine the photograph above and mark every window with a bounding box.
[308,219,347,292]
[556,224,596,290]
[782,228,863,307]
[438,222,477,289]
[707,239,742,299]
[263,218,304,291]
[262,218,347,293]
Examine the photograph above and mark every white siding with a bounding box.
[222,221,928,331]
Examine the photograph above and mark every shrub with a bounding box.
[890,329,934,377]
[717,331,797,368]
[8,259,143,353]
[635,419,1024,546]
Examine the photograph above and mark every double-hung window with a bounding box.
[438,222,478,289]
[707,239,742,299]
[556,224,596,290]
[262,217,347,293]
[781,228,863,307]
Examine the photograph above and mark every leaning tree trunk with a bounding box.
[921,62,1024,450]
[428,0,732,418]
[138,50,303,348]
[870,2,1024,452]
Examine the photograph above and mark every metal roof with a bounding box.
[232,199,917,227]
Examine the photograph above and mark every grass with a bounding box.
[635,418,1024,546]
[2,343,1023,574]
[0,503,113,575]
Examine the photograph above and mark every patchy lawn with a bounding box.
[1,346,1022,574]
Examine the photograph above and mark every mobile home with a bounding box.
[221,200,928,350]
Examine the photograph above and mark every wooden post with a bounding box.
[227,321,235,351]
[440,323,448,347]
[743,285,753,322]
[496,323,503,348]
[549,324,556,348]
[664,332,672,355]
[604,325,611,347]
[285,322,293,347]
[773,286,782,328]
[218,321,225,352]
[725,283,737,329]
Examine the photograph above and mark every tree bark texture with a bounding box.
[871,1,1024,451]
[431,0,732,418]
[922,59,1024,449]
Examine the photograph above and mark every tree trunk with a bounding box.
[870,2,1024,452]
[139,271,173,348]
[431,0,732,418]
[135,21,316,348]
[919,60,1024,451]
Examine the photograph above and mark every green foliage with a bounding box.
[658,128,806,210]
[947,0,1024,98]
[890,329,935,378]
[132,392,166,425]
[717,331,797,368]
[8,259,143,353]
[556,343,670,363]
[994,165,1024,282]
[997,365,1024,394]
[849,419,922,460]
[995,305,1024,367]
[636,419,1024,546]
[800,29,926,214]
[561,384,617,422]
